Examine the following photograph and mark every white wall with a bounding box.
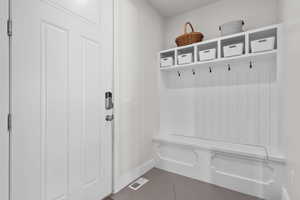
[279,0,300,199]
[114,0,164,191]
[164,0,279,49]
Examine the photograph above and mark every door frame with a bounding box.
[100,0,115,196]
[112,0,120,193]
[0,0,10,199]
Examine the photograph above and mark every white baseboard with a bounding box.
[113,159,155,193]
[281,187,290,200]
[212,169,269,199]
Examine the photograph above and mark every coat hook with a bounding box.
[227,64,231,71]
[192,69,196,75]
[177,71,181,77]
[209,66,212,73]
[250,61,253,69]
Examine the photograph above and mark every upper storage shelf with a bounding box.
[159,24,280,71]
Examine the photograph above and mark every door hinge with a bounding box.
[7,113,12,132]
[7,19,12,37]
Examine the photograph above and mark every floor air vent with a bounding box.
[128,177,149,191]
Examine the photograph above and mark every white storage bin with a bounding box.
[219,20,244,36]
[199,48,216,61]
[178,53,193,65]
[223,43,244,57]
[160,57,173,67]
[251,37,275,53]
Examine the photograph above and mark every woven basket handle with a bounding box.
[184,22,195,34]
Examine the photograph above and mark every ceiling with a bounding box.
[147,0,222,17]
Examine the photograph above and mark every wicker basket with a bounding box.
[175,22,204,47]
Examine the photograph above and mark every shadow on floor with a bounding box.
[106,168,263,200]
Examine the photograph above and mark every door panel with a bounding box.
[41,22,69,200]
[12,0,112,200]
[82,38,101,186]
[0,0,9,200]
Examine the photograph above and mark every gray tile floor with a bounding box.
[107,168,262,200]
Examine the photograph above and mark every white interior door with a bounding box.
[0,0,9,199]
[11,0,113,200]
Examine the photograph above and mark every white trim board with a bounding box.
[113,159,155,193]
